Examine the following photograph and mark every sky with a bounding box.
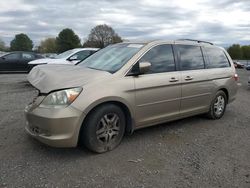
[0,0,250,47]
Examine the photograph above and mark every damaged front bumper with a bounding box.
[24,96,85,148]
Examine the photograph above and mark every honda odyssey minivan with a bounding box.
[25,39,238,153]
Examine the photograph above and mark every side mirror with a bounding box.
[129,61,151,76]
[139,61,151,74]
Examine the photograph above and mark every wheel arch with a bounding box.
[218,88,229,103]
[77,99,135,146]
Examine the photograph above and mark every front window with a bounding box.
[139,44,176,74]
[78,43,144,73]
[4,53,20,60]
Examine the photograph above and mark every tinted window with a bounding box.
[90,50,97,55]
[4,53,20,60]
[22,53,34,59]
[139,44,175,74]
[205,47,230,68]
[72,51,91,60]
[177,45,205,70]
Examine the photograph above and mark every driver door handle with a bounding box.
[169,77,179,82]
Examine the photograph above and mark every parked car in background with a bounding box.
[233,61,244,69]
[0,51,7,56]
[41,53,58,58]
[0,51,44,72]
[246,64,250,70]
[28,48,99,67]
[25,40,238,153]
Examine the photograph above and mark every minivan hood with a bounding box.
[27,64,111,93]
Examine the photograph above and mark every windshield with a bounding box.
[78,43,144,73]
[55,49,76,59]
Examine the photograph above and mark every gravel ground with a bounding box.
[0,70,249,188]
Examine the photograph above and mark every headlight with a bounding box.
[39,87,82,108]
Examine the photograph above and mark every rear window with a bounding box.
[205,47,230,68]
[176,45,205,71]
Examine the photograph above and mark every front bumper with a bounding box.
[24,102,85,148]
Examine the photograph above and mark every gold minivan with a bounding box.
[25,40,238,153]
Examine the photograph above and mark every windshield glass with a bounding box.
[55,49,76,59]
[78,43,144,73]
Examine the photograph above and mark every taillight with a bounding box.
[233,73,239,81]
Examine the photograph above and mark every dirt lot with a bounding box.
[0,69,249,188]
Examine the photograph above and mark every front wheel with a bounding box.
[81,104,126,153]
[206,90,227,119]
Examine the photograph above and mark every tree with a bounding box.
[83,24,122,48]
[227,44,243,60]
[10,33,33,51]
[0,38,5,51]
[241,45,250,60]
[38,38,57,53]
[56,28,81,53]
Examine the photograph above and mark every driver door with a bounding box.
[133,44,181,127]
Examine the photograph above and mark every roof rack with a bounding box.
[177,39,213,45]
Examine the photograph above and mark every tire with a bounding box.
[206,90,227,119]
[80,104,126,153]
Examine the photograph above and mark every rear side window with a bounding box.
[139,44,176,74]
[72,51,92,60]
[176,45,205,70]
[205,47,230,68]
[22,53,35,59]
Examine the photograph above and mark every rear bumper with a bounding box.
[25,104,85,148]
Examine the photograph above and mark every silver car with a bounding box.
[25,40,238,153]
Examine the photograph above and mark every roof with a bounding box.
[122,39,216,47]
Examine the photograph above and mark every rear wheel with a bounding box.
[81,104,126,153]
[207,90,227,119]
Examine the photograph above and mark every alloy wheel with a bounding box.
[96,113,120,144]
[214,95,225,116]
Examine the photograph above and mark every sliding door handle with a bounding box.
[184,76,193,81]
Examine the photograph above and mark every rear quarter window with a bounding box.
[205,47,230,68]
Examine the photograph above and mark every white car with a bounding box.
[28,48,99,66]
